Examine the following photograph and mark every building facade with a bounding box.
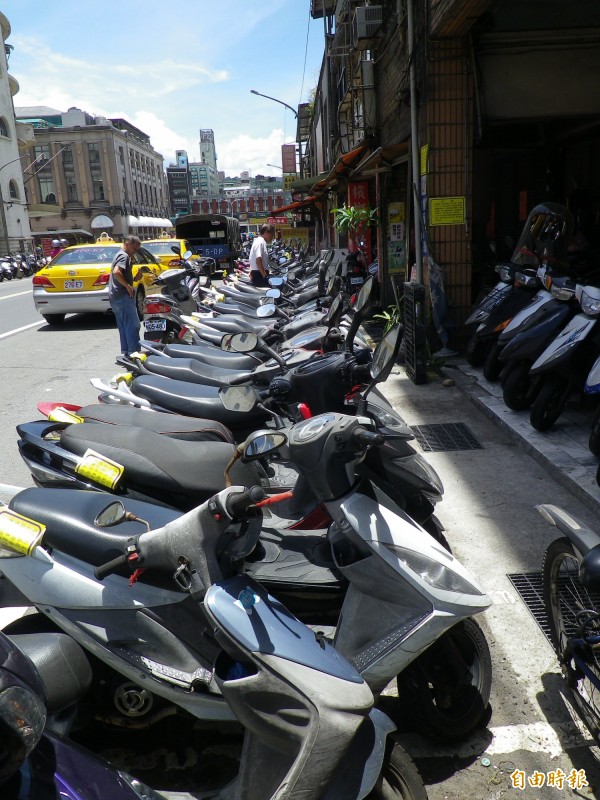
[16,106,171,241]
[301,0,600,346]
[0,11,33,252]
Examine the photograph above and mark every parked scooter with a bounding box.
[538,504,600,746]
[3,410,491,744]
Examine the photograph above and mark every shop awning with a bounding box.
[273,195,319,214]
[349,143,409,178]
[125,214,140,227]
[290,173,327,194]
[91,214,113,229]
[134,216,173,227]
[312,144,369,192]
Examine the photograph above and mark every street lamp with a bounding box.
[267,163,283,171]
[250,90,298,119]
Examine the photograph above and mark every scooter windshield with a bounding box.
[511,203,573,269]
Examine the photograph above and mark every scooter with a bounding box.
[527,283,600,431]
[3,409,490,744]
[0,630,165,799]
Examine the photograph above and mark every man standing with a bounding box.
[109,235,142,357]
[249,223,274,286]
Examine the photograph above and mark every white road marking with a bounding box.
[399,720,595,759]
[0,320,44,340]
[0,289,31,301]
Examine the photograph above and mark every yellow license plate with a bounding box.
[75,449,125,490]
[48,407,85,424]
[0,508,46,556]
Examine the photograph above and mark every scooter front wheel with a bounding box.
[529,375,570,432]
[465,333,491,368]
[502,361,534,411]
[366,741,427,800]
[396,618,492,742]
[482,340,504,382]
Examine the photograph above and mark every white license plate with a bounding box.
[64,280,84,289]
[350,276,364,285]
[145,319,167,332]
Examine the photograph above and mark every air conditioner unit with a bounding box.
[353,5,383,43]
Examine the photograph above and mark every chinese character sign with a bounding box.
[281,144,296,174]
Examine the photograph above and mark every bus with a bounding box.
[174,213,240,273]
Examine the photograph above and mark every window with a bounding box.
[0,117,9,137]
[88,143,100,164]
[118,146,124,165]
[8,180,18,199]
[61,145,78,201]
[65,175,78,202]
[62,146,73,164]
[38,175,57,204]
[92,174,105,200]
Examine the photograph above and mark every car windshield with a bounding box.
[143,242,179,256]
[51,246,120,265]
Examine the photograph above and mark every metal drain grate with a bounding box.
[411,422,483,452]
[507,572,552,645]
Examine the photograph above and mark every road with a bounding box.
[0,289,598,798]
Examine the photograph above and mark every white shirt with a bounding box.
[249,236,269,273]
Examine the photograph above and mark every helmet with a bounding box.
[60,239,68,245]
[51,239,60,246]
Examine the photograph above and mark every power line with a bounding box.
[298,4,312,105]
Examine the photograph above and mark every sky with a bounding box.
[1,0,325,177]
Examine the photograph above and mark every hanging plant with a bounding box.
[330,204,377,252]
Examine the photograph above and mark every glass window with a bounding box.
[66,175,78,202]
[34,144,51,162]
[51,246,119,265]
[88,143,100,164]
[38,175,56,204]
[0,117,9,137]
[8,180,18,199]
[62,146,73,164]
[92,174,105,200]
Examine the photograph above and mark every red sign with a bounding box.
[267,217,288,225]
[347,181,372,263]
[281,144,296,174]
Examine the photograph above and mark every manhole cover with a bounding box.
[507,572,552,645]
[411,422,483,452]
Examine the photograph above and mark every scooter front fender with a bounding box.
[584,353,600,394]
[536,504,600,558]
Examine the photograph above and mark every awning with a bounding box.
[313,144,369,192]
[91,214,113,229]
[290,173,327,194]
[273,196,319,214]
[135,216,172,227]
[125,214,140,227]
[349,143,409,178]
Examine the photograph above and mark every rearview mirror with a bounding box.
[370,325,402,381]
[95,501,127,528]
[221,332,259,353]
[265,288,281,299]
[219,385,257,412]
[171,245,180,255]
[268,277,285,287]
[183,250,193,261]
[243,431,287,459]
[355,276,375,313]
[256,303,276,318]
[325,292,342,324]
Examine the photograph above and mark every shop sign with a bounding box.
[281,144,297,173]
[283,174,297,191]
[429,196,466,226]
[278,226,310,246]
[267,217,289,225]
[420,144,429,176]
[387,202,406,275]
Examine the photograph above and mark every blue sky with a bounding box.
[2,0,325,176]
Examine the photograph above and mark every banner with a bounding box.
[281,144,297,174]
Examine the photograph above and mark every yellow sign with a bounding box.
[388,202,405,225]
[429,196,466,226]
[48,407,84,424]
[420,145,429,176]
[0,508,46,556]
[283,173,297,191]
[278,226,310,246]
[75,449,125,490]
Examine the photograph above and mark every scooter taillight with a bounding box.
[289,505,332,530]
[178,326,188,339]
[298,403,312,419]
[145,302,172,314]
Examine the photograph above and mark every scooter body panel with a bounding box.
[465,281,511,325]
[498,289,554,342]
[499,302,574,364]
[585,354,600,394]
[530,313,597,374]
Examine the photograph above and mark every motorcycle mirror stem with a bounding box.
[255,337,287,368]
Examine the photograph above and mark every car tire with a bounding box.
[135,287,145,320]
[42,313,65,325]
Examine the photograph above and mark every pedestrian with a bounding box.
[249,223,274,286]
[108,235,142,358]
[50,239,63,259]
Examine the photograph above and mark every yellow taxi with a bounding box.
[142,237,194,269]
[32,235,162,325]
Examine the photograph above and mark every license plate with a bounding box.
[350,276,364,285]
[145,319,167,332]
[64,280,84,289]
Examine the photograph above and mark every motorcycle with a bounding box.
[538,503,600,745]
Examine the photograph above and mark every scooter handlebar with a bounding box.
[225,486,265,518]
[94,553,130,581]
[352,428,385,449]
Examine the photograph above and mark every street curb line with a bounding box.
[444,363,600,517]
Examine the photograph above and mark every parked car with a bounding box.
[32,235,162,325]
[142,237,195,269]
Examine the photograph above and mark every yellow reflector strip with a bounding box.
[48,407,85,424]
[129,352,147,362]
[75,448,125,490]
[0,508,46,556]
[115,372,134,386]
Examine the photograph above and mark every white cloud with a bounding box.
[127,112,196,164]
[218,129,292,176]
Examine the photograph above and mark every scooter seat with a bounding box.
[164,343,263,370]
[143,356,253,388]
[135,375,272,429]
[59,423,258,508]
[213,302,264,317]
[77,404,233,443]
[196,316,272,335]
[10,487,179,570]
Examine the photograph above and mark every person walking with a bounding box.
[249,223,274,286]
[108,235,142,358]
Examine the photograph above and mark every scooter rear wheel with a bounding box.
[396,618,492,742]
[366,741,427,800]
[529,375,570,432]
[465,333,491,368]
[502,361,534,411]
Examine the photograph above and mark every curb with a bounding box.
[443,362,600,517]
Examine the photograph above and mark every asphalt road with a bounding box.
[0,291,599,798]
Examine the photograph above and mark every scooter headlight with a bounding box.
[385,545,485,595]
[497,266,513,283]
[514,272,538,288]
[580,287,600,316]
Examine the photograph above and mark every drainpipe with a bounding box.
[407,0,423,284]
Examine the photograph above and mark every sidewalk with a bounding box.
[444,359,600,515]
